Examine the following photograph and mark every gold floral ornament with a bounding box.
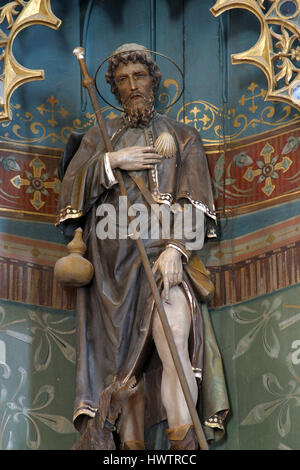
[0,0,61,122]
[211,0,300,111]
[36,95,69,127]
[243,142,292,196]
[10,156,60,210]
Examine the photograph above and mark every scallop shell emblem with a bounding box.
[154,132,176,158]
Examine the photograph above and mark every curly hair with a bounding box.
[105,49,162,104]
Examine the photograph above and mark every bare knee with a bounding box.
[170,323,188,354]
[152,286,191,368]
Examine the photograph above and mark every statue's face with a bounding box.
[114,61,153,108]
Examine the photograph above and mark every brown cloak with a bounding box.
[56,113,229,442]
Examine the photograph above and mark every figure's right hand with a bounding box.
[108,146,162,171]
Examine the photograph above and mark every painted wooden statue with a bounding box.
[56,44,229,450]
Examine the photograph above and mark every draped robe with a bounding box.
[56,113,229,442]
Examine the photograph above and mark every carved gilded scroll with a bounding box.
[211,0,300,111]
[0,0,61,122]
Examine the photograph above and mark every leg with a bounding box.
[118,378,146,449]
[152,285,198,428]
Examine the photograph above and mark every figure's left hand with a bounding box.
[152,247,183,302]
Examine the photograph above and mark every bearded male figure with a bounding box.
[57,44,229,450]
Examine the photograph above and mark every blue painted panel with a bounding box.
[227,9,300,132]
[0,217,66,243]
[183,0,223,108]
[1,0,298,148]
[85,0,154,112]
[12,1,82,119]
[219,198,300,241]
[154,0,184,121]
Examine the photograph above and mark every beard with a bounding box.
[122,93,155,128]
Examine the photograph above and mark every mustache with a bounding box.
[124,92,146,106]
